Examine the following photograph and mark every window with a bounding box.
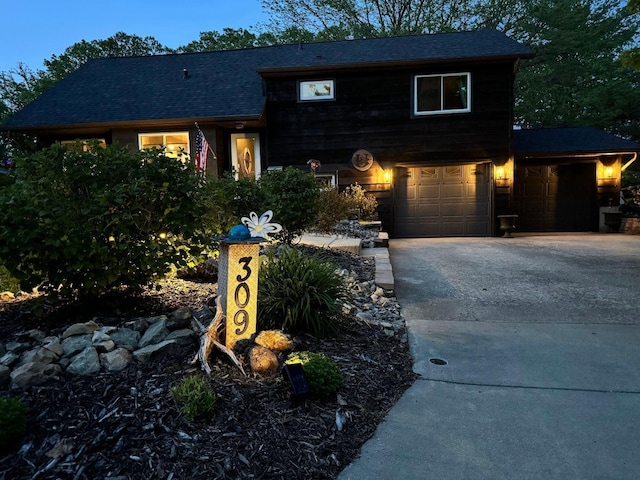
[138,132,189,159]
[299,80,335,101]
[414,73,470,115]
[60,139,106,151]
[315,173,337,190]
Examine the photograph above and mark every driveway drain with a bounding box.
[429,358,448,366]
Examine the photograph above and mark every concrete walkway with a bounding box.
[339,234,640,480]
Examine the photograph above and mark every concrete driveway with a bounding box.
[340,234,640,480]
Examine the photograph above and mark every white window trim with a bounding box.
[298,79,335,102]
[138,131,190,157]
[231,133,262,180]
[315,173,337,189]
[413,72,471,116]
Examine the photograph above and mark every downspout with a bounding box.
[621,152,638,172]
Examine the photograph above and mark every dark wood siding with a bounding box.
[263,62,515,168]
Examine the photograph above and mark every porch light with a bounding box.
[605,166,614,178]
[496,166,505,180]
[383,170,392,183]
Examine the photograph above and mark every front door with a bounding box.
[231,133,261,181]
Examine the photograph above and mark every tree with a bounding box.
[476,0,640,140]
[621,0,640,69]
[262,0,477,37]
[1,33,169,156]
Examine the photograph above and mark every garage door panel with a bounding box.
[395,163,491,238]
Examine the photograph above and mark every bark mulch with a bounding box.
[0,248,417,480]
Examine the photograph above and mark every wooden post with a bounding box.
[218,241,260,349]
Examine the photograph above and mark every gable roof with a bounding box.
[3,29,532,131]
[514,127,640,157]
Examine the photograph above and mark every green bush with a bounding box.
[0,264,20,293]
[258,247,348,338]
[315,188,353,233]
[0,396,28,453]
[171,375,217,421]
[343,183,378,221]
[286,351,343,397]
[258,167,321,244]
[0,142,207,298]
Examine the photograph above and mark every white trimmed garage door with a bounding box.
[395,163,491,237]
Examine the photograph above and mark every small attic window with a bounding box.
[298,80,335,102]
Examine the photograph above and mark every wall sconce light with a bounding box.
[605,166,614,178]
[383,170,391,183]
[496,166,505,180]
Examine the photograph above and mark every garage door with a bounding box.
[514,163,596,232]
[395,163,491,237]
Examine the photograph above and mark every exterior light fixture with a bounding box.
[605,166,614,178]
[496,166,505,180]
[383,170,392,183]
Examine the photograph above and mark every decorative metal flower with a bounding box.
[307,159,321,172]
[241,210,283,240]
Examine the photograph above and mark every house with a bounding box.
[3,29,639,237]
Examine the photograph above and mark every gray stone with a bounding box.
[92,331,116,353]
[145,315,168,324]
[62,335,93,357]
[67,347,100,375]
[0,365,10,387]
[125,318,149,332]
[356,312,374,323]
[133,340,180,363]
[165,329,197,347]
[0,351,20,367]
[110,328,140,351]
[138,319,169,348]
[0,343,5,357]
[10,362,62,388]
[17,346,59,367]
[99,326,118,334]
[28,329,47,341]
[100,348,132,372]
[6,341,30,354]
[62,321,100,339]
[43,338,64,357]
[172,307,192,321]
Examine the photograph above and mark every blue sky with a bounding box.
[0,0,269,73]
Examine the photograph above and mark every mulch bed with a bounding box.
[0,248,417,479]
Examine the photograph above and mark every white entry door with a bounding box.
[231,133,261,181]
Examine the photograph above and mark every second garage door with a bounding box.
[395,163,491,237]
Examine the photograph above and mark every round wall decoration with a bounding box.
[351,149,374,171]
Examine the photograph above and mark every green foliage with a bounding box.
[258,247,348,338]
[315,188,354,232]
[286,351,343,396]
[342,183,378,221]
[257,167,321,244]
[201,174,266,237]
[0,142,207,298]
[0,396,28,453]
[0,265,20,293]
[171,375,217,421]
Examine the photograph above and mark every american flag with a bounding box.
[195,128,209,172]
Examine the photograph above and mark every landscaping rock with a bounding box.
[92,331,115,353]
[43,338,64,357]
[0,365,10,387]
[62,335,93,358]
[125,318,149,332]
[133,340,180,363]
[6,341,30,354]
[109,328,140,351]
[249,345,279,375]
[100,348,132,372]
[62,321,99,339]
[165,329,197,347]
[10,361,62,388]
[138,319,169,348]
[0,351,19,367]
[67,347,100,375]
[17,346,59,367]
[0,343,5,357]
[254,330,293,352]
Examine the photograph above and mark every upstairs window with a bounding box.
[138,132,189,159]
[414,73,470,116]
[60,139,106,151]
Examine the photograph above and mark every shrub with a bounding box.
[0,396,28,453]
[258,167,321,244]
[343,183,378,220]
[285,351,343,397]
[0,142,207,298]
[258,246,348,338]
[0,264,20,293]
[171,375,217,421]
[315,188,353,233]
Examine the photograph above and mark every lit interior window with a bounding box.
[139,132,190,159]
